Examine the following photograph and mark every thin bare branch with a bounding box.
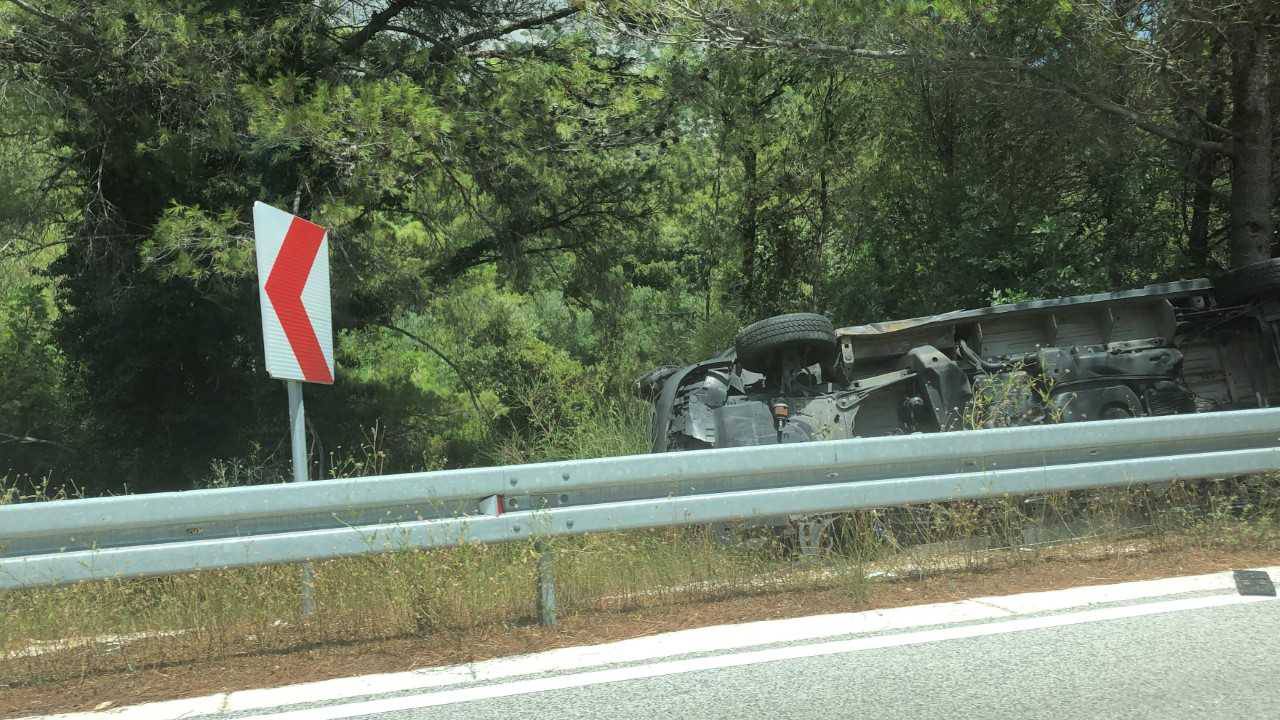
[0,432,74,452]
[376,323,486,417]
[1054,79,1231,154]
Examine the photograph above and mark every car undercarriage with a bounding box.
[641,270,1280,455]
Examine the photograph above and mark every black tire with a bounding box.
[1213,258,1280,305]
[734,313,836,373]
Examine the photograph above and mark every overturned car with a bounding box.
[639,261,1280,453]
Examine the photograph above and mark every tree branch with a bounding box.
[1184,98,1236,140]
[987,74,1229,154]
[0,38,43,64]
[630,7,1234,158]
[1052,79,1231,155]
[376,323,486,417]
[0,432,74,452]
[339,0,419,56]
[383,23,436,45]
[0,237,69,262]
[344,3,579,60]
[7,0,79,36]
[429,6,581,60]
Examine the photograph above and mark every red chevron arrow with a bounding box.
[264,217,333,384]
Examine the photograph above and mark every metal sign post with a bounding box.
[286,380,316,615]
[253,201,334,618]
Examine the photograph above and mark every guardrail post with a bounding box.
[287,380,317,617]
[536,540,556,627]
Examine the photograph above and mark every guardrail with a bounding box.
[3,408,1279,592]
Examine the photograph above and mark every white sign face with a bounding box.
[252,201,334,384]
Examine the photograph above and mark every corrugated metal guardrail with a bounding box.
[2,409,1279,591]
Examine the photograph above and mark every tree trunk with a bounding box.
[1228,19,1274,267]
[739,146,759,302]
[1189,55,1225,271]
[1271,26,1280,254]
[813,165,829,311]
[707,131,725,323]
[1187,148,1219,270]
[810,72,838,313]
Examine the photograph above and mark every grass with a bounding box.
[4,381,1280,687]
[0,526,782,684]
[2,476,1278,688]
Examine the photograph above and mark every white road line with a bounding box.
[27,566,1279,720]
[233,593,1274,720]
[972,569,1262,614]
[30,600,1012,720]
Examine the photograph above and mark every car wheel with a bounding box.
[734,313,837,373]
[1213,258,1280,305]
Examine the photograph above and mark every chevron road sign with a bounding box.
[253,201,334,384]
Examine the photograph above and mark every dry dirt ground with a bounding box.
[3,544,1278,718]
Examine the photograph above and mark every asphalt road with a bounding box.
[377,599,1280,720]
[32,570,1280,720]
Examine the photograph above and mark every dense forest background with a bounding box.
[1,0,1276,496]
